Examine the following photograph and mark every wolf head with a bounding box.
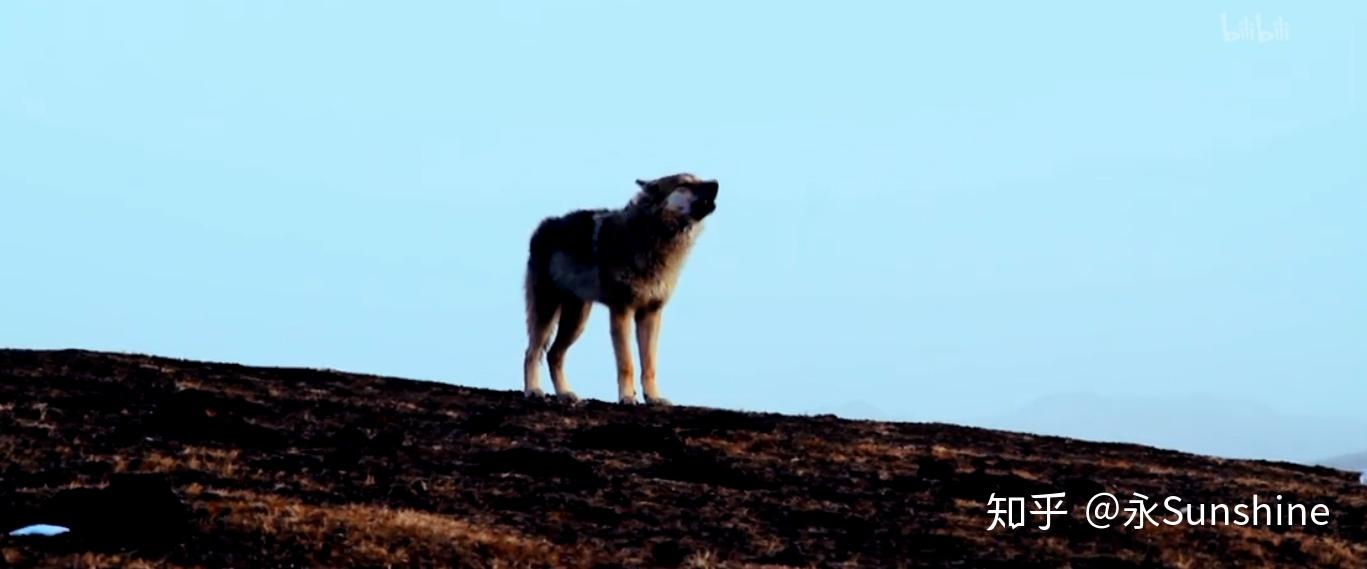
[626,173,719,221]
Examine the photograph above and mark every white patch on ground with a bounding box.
[8,524,70,537]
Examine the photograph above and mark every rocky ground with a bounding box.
[1,349,1364,567]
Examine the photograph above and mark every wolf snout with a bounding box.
[694,180,719,200]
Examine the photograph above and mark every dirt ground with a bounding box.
[2,349,1364,567]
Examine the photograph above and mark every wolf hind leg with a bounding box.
[546,297,591,403]
[523,271,560,398]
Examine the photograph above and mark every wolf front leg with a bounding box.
[635,306,669,406]
[609,305,637,404]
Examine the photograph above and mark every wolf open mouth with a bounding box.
[691,198,716,220]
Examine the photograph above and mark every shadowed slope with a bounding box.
[1,349,1364,567]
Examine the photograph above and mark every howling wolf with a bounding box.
[522,173,719,405]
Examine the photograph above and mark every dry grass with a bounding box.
[204,490,583,568]
[108,446,241,478]
[3,348,1365,568]
[2,552,178,569]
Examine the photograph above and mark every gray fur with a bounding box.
[522,173,718,404]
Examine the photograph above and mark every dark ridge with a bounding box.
[1,348,1364,568]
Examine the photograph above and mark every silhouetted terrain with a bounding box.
[2,349,1364,567]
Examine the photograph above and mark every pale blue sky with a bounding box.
[2,3,1363,462]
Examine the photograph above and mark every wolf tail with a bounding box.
[522,220,563,395]
[524,219,561,344]
[524,264,552,344]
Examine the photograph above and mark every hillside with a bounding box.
[1,349,1364,567]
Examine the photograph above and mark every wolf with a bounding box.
[522,173,719,405]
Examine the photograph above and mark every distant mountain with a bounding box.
[802,400,891,421]
[1319,450,1367,473]
[978,392,1367,464]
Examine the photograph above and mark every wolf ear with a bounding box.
[627,191,647,208]
[635,179,649,189]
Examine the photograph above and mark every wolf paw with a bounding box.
[555,391,581,404]
[618,394,639,405]
[644,396,672,407]
[524,387,547,399]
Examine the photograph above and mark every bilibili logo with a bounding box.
[1221,13,1290,44]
